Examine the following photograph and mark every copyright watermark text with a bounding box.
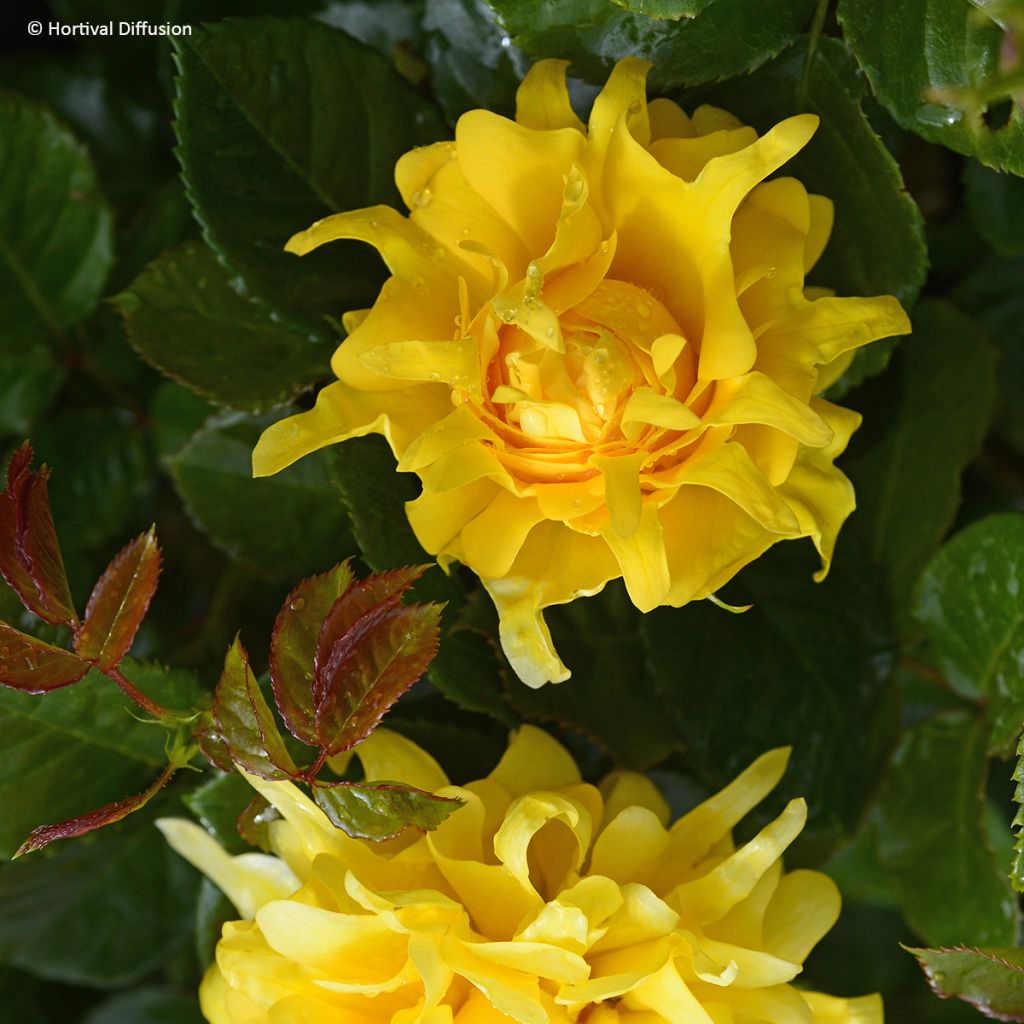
[27,20,193,38]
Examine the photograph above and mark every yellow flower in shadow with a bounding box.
[161,726,881,1024]
[253,59,909,688]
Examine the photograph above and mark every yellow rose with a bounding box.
[252,58,910,688]
[161,726,880,1024]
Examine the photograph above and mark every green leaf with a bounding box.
[75,530,162,671]
[31,407,152,553]
[1013,730,1024,893]
[116,241,332,413]
[509,584,678,770]
[644,537,897,862]
[914,514,1024,753]
[0,342,63,438]
[952,253,1024,452]
[213,636,298,780]
[0,790,200,987]
[270,562,355,746]
[610,0,715,15]
[0,91,113,343]
[314,569,441,756]
[838,0,1024,173]
[0,659,201,859]
[965,162,1024,257]
[183,770,255,856]
[844,300,998,628]
[689,36,926,382]
[486,0,818,90]
[82,987,204,1024]
[312,780,461,840]
[874,712,1020,947]
[172,16,444,335]
[422,0,523,121]
[168,411,355,581]
[908,945,1024,1021]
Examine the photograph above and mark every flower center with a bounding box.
[490,278,692,448]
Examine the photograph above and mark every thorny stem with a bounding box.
[105,664,171,719]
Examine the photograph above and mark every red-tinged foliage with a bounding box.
[0,443,78,628]
[314,599,441,757]
[195,712,234,772]
[14,763,177,857]
[0,621,90,692]
[237,793,278,852]
[213,636,300,780]
[75,529,162,670]
[311,779,461,841]
[269,562,355,747]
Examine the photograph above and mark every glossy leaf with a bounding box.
[82,987,205,1024]
[31,407,152,552]
[644,537,897,862]
[610,0,715,15]
[168,411,355,582]
[0,444,77,626]
[0,342,63,438]
[486,0,818,91]
[908,945,1024,1021]
[172,17,444,335]
[844,301,997,628]
[0,660,201,859]
[116,240,333,413]
[312,780,461,841]
[314,576,441,756]
[965,162,1024,257]
[213,636,299,780]
[183,771,257,856]
[0,91,113,344]
[0,791,200,987]
[838,0,1024,172]
[15,763,175,857]
[915,514,1024,753]
[270,562,355,746]
[874,712,1020,947]
[74,529,161,671]
[0,622,89,693]
[510,585,678,770]
[422,0,524,121]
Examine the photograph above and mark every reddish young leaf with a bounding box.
[237,793,279,852]
[314,600,442,757]
[0,443,77,627]
[0,622,90,692]
[214,636,300,780]
[14,764,176,857]
[195,712,234,773]
[311,780,461,841]
[312,566,429,712]
[269,562,355,746]
[74,529,161,670]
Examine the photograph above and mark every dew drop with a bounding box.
[430,371,441,381]
[636,301,651,318]
[289,598,306,611]
[412,188,433,208]
[545,327,555,338]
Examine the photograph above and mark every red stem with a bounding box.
[105,665,171,719]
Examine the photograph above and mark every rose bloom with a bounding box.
[253,58,909,687]
[161,726,881,1024]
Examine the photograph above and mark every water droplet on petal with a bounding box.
[412,188,433,209]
